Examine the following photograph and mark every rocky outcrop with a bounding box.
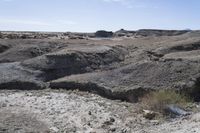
[95,30,114,38]
[50,75,149,102]
[0,44,9,53]
[21,45,127,81]
[0,32,2,39]
[49,59,200,102]
[0,62,46,90]
[114,29,136,37]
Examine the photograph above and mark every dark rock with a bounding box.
[0,62,47,90]
[114,29,136,37]
[95,30,113,38]
[0,44,9,53]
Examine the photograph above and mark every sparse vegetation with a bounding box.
[140,90,192,114]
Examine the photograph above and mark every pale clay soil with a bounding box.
[0,89,200,133]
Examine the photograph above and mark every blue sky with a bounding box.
[0,0,199,32]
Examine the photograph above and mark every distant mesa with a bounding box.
[95,30,114,38]
[114,29,191,37]
[115,29,136,37]
[135,29,190,37]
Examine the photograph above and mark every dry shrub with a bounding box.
[140,90,191,113]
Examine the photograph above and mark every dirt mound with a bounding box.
[50,60,200,102]
[21,45,127,81]
[0,39,69,63]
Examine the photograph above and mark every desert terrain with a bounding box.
[0,29,200,132]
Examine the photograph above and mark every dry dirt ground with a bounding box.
[0,89,200,133]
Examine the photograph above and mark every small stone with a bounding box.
[102,117,115,126]
[87,122,91,126]
[50,127,59,132]
[46,96,52,99]
[121,128,129,133]
[88,111,92,115]
[110,117,115,122]
[150,120,160,125]
[143,109,156,120]
[110,127,116,132]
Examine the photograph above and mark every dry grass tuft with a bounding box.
[140,90,192,114]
